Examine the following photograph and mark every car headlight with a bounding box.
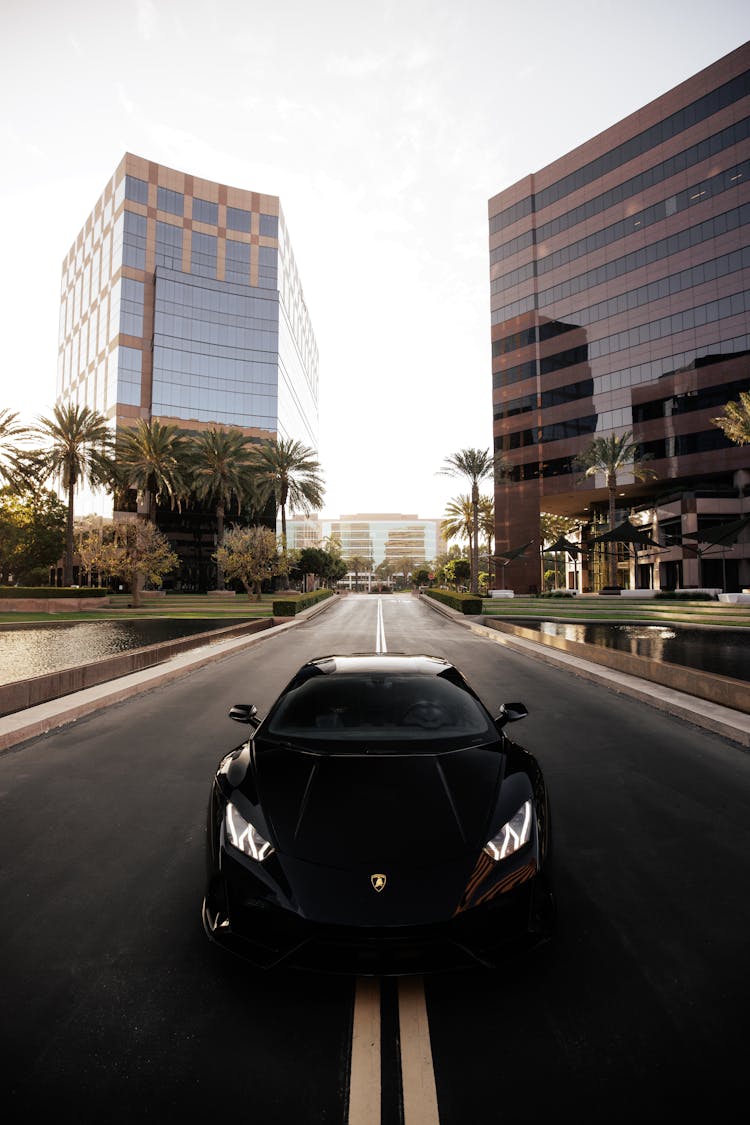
[224,802,275,862]
[483,800,533,861]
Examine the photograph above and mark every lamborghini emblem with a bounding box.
[370,873,387,892]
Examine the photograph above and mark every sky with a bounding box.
[2,0,749,520]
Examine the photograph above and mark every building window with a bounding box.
[259,213,278,238]
[191,231,217,279]
[193,198,218,226]
[155,221,183,270]
[125,176,149,205]
[227,206,251,233]
[157,187,184,216]
[123,210,147,270]
[117,345,142,406]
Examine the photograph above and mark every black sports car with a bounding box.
[203,653,554,974]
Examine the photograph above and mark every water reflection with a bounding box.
[514,620,750,683]
[0,619,247,685]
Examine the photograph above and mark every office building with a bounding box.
[57,153,318,587]
[285,513,447,587]
[489,42,750,592]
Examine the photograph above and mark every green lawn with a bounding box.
[481,595,750,628]
[0,592,276,624]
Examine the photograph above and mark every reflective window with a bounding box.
[157,186,184,216]
[259,213,278,238]
[125,175,149,205]
[117,345,142,406]
[190,231,217,279]
[225,238,250,284]
[123,210,147,270]
[258,244,278,290]
[227,206,251,233]
[193,198,218,225]
[155,221,183,270]
[120,277,144,336]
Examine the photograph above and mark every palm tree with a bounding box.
[442,494,474,549]
[438,449,503,594]
[189,427,257,589]
[0,409,31,491]
[712,391,750,446]
[577,432,656,587]
[478,495,495,585]
[31,403,113,585]
[116,419,191,523]
[251,436,325,548]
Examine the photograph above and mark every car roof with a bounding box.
[304,654,453,677]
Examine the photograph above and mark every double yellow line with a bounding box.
[348,976,440,1124]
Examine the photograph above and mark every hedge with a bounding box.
[423,588,483,614]
[272,589,334,616]
[0,586,109,599]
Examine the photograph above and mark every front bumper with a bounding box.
[203,856,555,975]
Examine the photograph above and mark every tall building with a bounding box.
[57,154,319,587]
[285,512,447,582]
[489,42,750,593]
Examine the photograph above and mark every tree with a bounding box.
[438,449,504,595]
[31,403,113,586]
[712,391,750,446]
[97,521,179,607]
[216,525,284,600]
[189,427,257,590]
[576,432,656,587]
[346,554,372,592]
[116,419,191,523]
[412,566,430,588]
[0,409,32,491]
[251,437,324,547]
[0,487,67,585]
[441,495,473,552]
[444,558,471,590]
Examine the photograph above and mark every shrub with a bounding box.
[272,589,333,616]
[0,586,109,599]
[423,588,483,614]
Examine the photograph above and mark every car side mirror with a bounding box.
[496,702,528,727]
[229,704,260,727]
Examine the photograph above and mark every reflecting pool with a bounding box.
[0,619,247,685]
[509,620,750,683]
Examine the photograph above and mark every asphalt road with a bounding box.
[1,594,749,1123]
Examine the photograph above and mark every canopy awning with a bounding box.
[546,536,582,556]
[681,513,750,548]
[493,540,533,562]
[589,517,661,549]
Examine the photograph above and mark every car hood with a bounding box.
[249,739,504,865]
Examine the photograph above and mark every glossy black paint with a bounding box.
[203,654,555,974]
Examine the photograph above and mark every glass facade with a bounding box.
[57,153,320,524]
[489,42,750,593]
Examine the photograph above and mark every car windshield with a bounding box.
[264,671,495,743]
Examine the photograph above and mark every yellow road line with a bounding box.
[399,977,440,1125]
[348,977,381,1125]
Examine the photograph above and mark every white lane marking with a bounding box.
[399,977,440,1125]
[348,977,381,1125]
[376,597,388,653]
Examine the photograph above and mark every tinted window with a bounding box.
[265,672,494,744]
